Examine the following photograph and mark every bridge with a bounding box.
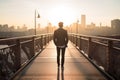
[0,34,120,80]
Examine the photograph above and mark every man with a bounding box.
[53,22,68,69]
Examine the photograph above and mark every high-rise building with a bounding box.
[81,15,86,27]
[111,19,120,34]
[111,19,120,29]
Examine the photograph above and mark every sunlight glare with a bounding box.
[48,5,76,26]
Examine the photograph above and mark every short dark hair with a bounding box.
[58,22,63,27]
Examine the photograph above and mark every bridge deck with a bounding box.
[14,41,107,80]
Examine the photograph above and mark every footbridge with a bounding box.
[0,34,119,80]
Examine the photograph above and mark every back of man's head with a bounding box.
[58,22,63,28]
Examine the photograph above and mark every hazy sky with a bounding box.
[0,0,120,28]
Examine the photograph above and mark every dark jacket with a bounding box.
[53,28,68,47]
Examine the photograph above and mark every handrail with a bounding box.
[71,33,120,42]
[0,33,53,80]
[0,33,52,42]
[69,33,120,80]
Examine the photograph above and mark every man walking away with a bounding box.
[53,22,68,69]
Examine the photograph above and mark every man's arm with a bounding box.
[65,30,68,46]
[53,31,57,46]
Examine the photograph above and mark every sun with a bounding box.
[48,5,76,26]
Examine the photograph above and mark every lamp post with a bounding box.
[34,10,40,35]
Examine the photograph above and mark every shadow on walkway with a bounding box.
[57,68,64,80]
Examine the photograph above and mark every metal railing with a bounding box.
[0,33,53,80]
[69,33,120,80]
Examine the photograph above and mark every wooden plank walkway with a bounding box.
[14,41,107,80]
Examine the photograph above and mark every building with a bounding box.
[81,15,86,27]
[3,24,9,32]
[111,19,120,29]
[111,19,120,34]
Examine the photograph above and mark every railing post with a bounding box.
[79,36,82,50]
[15,39,21,70]
[73,34,74,43]
[78,36,80,50]
[43,35,45,46]
[45,35,47,45]
[74,34,76,44]
[76,35,78,47]
[107,40,113,73]
[88,37,92,59]
[71,34,72,42]
[47,35,48,43]
[31,37,35,56]
[46,35,47,44]
[72,34,74,43]
[40,35,43,49]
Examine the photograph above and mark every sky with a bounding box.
[0,0,120,28]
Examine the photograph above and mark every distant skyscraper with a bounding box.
[81,15,86,27]
[111,19,120,29]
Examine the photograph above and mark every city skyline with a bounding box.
[0,0,120,28]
